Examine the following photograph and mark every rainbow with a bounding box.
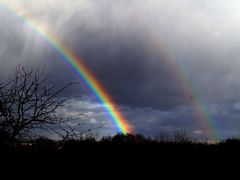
[0,1,132,135]
[146,28,220,140]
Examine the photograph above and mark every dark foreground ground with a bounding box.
[1,134,239,178]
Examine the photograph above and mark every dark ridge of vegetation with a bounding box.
[1,132,239,176]
[1,133,240,151]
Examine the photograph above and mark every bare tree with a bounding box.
[173,130,190,143]
[0,65,71,139]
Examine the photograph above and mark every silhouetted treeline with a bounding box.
[2,133,240,151]
[1,133,240,178]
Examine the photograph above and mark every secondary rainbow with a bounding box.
[147,28,220,140]
[0,1,132,135]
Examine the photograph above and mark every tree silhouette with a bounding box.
[0,66,71,140]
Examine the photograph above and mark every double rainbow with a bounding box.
[0,1,220,140]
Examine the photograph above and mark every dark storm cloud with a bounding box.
[2,0,240,139]
[69,31,187,109]
[0,0,189,109]
[2,0,240,109]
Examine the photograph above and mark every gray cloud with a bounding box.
[1,0,240,138]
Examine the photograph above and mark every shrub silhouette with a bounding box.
[220,138,240,146]
[173,130,191,143]
[101,133,156,145]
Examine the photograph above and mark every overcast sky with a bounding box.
[1,0,240,139]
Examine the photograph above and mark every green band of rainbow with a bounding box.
[0,1,132,135]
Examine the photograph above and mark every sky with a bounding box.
[1,0,240,140]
